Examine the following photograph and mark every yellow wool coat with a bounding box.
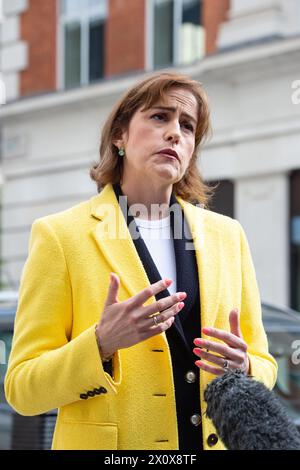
[5,182,278,450]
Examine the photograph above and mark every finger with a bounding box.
[139,315,175,341]
[193,338,242,362]
[143,291,186,317]
[229,308,243,338]
[129,278,172,309]
[198,326,247,351]
[193,348,240,370]
[104,273,120,307]
[141,301,185,330]
[194,360,224,376]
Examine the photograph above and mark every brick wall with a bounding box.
[105,0,145,77]
[203,0,230,55]
[17,0,229,97]
[20,0,57,97]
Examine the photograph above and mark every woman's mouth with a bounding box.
[157,153,178,162]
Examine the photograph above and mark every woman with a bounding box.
[5,72,277,450]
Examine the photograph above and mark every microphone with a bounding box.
[204,369,300,450]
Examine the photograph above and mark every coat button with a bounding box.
[94,388,101,395]
[207,433,218,447]
[99,386,107,394]
[185,370,196,383]
[80,393,88,400]
[87,390,95,397]
[190,414,201,426]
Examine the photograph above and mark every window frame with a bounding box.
[58,0,108,89]
[290,170,300,311]
[146,0,203,71]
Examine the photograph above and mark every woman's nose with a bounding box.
[164,122,181,143]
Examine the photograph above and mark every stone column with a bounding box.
[235,173,289,306]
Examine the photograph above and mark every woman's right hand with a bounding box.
[95,273,186,360]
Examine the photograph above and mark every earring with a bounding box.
[118,147,125,157]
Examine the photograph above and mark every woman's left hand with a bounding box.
[193,308,250,376]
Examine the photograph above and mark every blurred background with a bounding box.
[0,0,300,449]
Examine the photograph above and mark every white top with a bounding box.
[133,215,177,295]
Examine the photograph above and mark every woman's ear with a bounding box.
[112,138,122,150]
[112,129,127,151]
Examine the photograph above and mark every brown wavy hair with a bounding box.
[90,71,215,207]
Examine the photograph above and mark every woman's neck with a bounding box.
[120,181,172,220]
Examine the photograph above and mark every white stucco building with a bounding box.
[0,0,300,311]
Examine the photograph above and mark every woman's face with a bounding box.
[117,87,198,187]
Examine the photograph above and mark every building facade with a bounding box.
[0,0,300,311]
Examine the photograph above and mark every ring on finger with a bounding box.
[153,315,161,326]
[223,359,229,371]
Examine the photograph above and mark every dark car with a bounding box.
[1,292,300,449]
[0,292,56,450]
[261,302,300,430]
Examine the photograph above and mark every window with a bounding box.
[180,0,204,65]
[89,18,105,81]
[64,22,81,88]
[60,0,107,89]
[207,180,234,218]
[149,0,204,69]
[290,170,300,311]
[153,0,174,68]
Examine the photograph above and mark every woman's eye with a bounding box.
[183,123,194,132]
[151,113,165,121]
[151,114,194,132]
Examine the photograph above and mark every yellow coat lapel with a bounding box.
[90,183,154,304]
